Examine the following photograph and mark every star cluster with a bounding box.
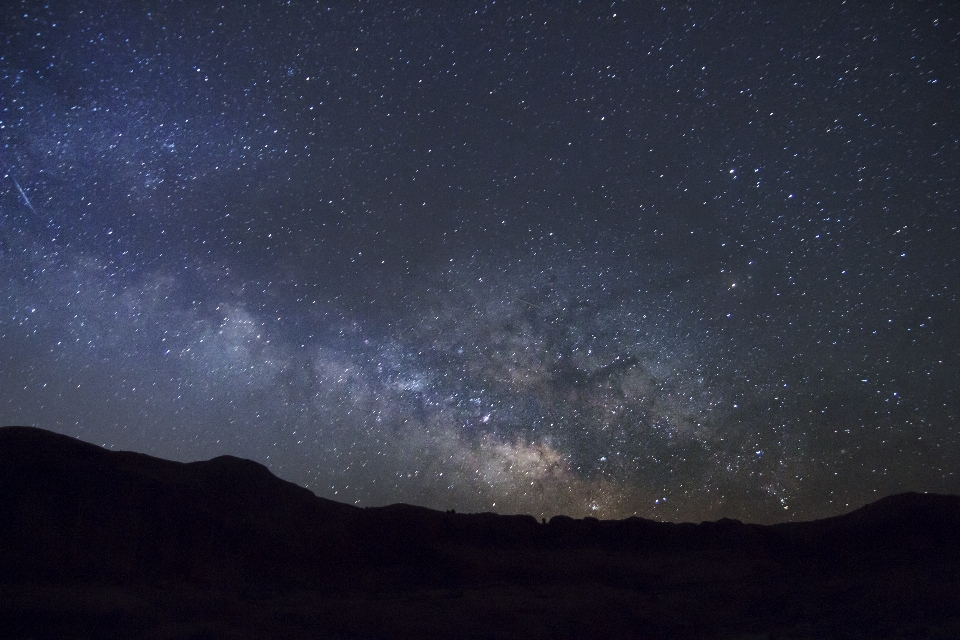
[1,1,958,523]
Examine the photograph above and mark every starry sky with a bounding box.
[1,1,958,524]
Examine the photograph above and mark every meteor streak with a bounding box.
[12,177,37,215]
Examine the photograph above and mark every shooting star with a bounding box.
[512,297,542,310]
[12,177,37,215]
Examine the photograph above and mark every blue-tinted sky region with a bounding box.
[1,1,958,523]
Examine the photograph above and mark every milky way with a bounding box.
[1,1,958,523]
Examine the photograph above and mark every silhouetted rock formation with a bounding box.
[2,425,959,639]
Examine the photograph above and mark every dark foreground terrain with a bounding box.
[2,426,958,639]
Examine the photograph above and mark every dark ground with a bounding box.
[2,426,959,639]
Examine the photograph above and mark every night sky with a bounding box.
[2,1,958,524]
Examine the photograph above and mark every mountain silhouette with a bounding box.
[2,425,958,639]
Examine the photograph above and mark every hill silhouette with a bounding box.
[2,425,958,639]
